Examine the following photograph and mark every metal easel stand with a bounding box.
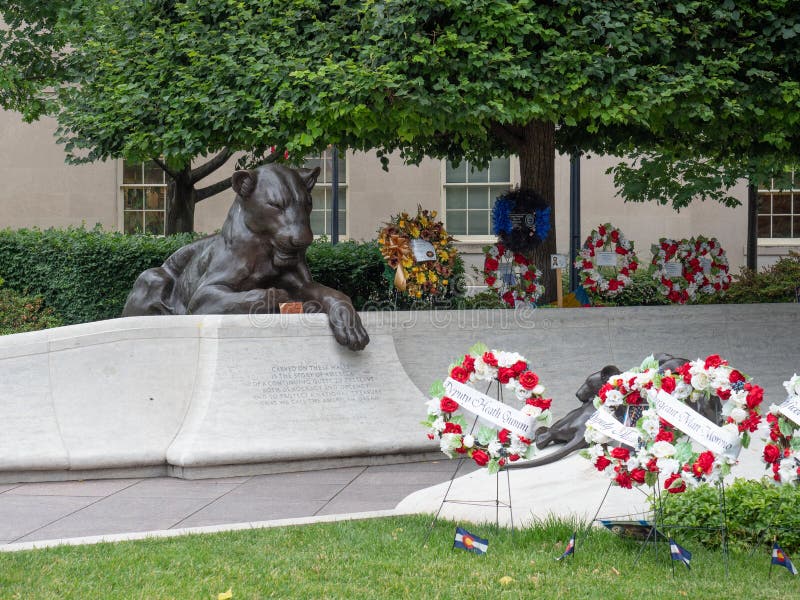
[425,382,516,544]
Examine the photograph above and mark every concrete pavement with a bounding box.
[0,460,474,550]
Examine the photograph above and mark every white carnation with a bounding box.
[690,372,711,391]
[426,398,442,416]
[784,374,800,397]
[657,458,680,476]
[462,434,475,448]
[651,441,676,458]
[603,389,624,407]
[532,384,545,396]
[522,404,542,419]
[779,458,799,484]
[729,407,748,423]
[488,440,503,457]
[439,433,462,457]
[431,417,446,433]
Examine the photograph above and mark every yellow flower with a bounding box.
[415,290,422,297]
[403,258,413,268]
[410,226,420,238]
[429,272,438,282]
[398,220,406,228]
[416,272,426,284]
[440,251,449,261]
[431,210,438,218]
[443,279,449,285]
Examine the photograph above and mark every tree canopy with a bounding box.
[3,1,800,256]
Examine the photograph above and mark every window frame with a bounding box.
[304,149,349,239]
[440,156,519,241]
[757,174,800,244]
[117,159,168,236]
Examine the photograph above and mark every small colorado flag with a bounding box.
[453,527,488,555]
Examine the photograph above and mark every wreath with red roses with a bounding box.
[584,354,764,494]
[761,375,800,485]
[574,223,639,298]
[423,343,553,473]
[650,236,731,304]
[482,243,544,307]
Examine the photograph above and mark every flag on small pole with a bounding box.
[772,542,799,576]
[556,532,576,561]
[453,527,488,555]
[669,538,692,570]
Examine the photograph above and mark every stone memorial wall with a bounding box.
[0,304,797,481]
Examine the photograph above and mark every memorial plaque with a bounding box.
[499,262,516,285]
[410,238,437,262]
[596,251,618,267]
[167,330,428,466]
[510,212,536,233]
[664,261,683,277]
[778,395,800,426]
[700,257,712,275]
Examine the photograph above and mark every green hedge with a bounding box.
[0,283,62,335]
[0,228,417,324]
[721,251,800,304]
[655,479,800,552]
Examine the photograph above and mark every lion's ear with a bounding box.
[232,170,257,198]
[297,166,321,193]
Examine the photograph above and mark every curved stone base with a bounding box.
[0,304,796,481]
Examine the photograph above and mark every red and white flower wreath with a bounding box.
[761,374,800,485]
[424,343,553,473]
[575,223,639,297]
[482,242,544,307]
[651,236,731,304]
[584,354,764,494]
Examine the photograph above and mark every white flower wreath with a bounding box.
[575,223,639,298]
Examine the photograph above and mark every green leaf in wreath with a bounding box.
[468,342,489,356]
[667,476,686,491]
[487,460,500,475]
[477,426,497,446]
[578,449,591,460]
[429,380,445,398]
[719,462,732,477]
[645,470,658,488]
[451,414,467,428]
[741,431,751,449]
[674,441,695,464]
[640,354,659,372]
[779,417,795,438]
[790,437,800,451]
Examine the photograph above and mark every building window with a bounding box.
[303,150,346,237]
[444,158,512,236]
[758,174,800,239]
[121,160,167,234]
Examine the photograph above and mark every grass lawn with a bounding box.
[0,515,795,599]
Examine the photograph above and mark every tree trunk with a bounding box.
[165,169,197,234]
[518,120,558,304]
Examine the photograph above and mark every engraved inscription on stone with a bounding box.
[248,363,380,407]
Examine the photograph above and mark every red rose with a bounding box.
[483,352,497,367]
[440,396,459,413]
[615,470,633,489]
[745,384,764,409]
[498,429,510,444]
[595,456,611,471]
[630,261,638,271]
[511,360,527,375]
[519,371,539,390]
[523,270,534,281]
[676,363,692,384]
[462,355,476,373]
[660,376,676,394]
[455,445,467,454]
[508,454,520,462]
[582,260,593,269]
[598,383,613,401]
[598,225,607,237]
[497,367,515,384]
[615,246,628,255]
[620,267,630,277]
[443,422,462,434]
[630,468,647,484]
[696,450,715,474]
[763,444,781,464]
[450,366,469,383]
[655,429,674,443]
[471,449,490,466]
[610,447,630,461]
[514,253,527,265]
[595,238,604,248]
[664,473,686,494]
[610,230,619,242]
[527,397,552,410]
[484,257,499,271]
[716,387,731,401]
[646,457,659,472]
[502,291,515,306]
[704,354,725,369]
[485,276,497,286]
[729,370,746,384]
[608,279,620,291]
[496,244,505,255]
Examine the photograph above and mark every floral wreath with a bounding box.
[482,242,544,307]
[583,354,764,494]
[574,223,639,298]
[650,236,731,304]
[491,188,552,253]
[424,343,553,473]
[377,207,457,299]
[761,374,800,485]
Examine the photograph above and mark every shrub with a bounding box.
[721,251,800,304]
[306,239,388,309]
[655,478,800,552]
[0,285,62,335]
[0,227,201,325]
